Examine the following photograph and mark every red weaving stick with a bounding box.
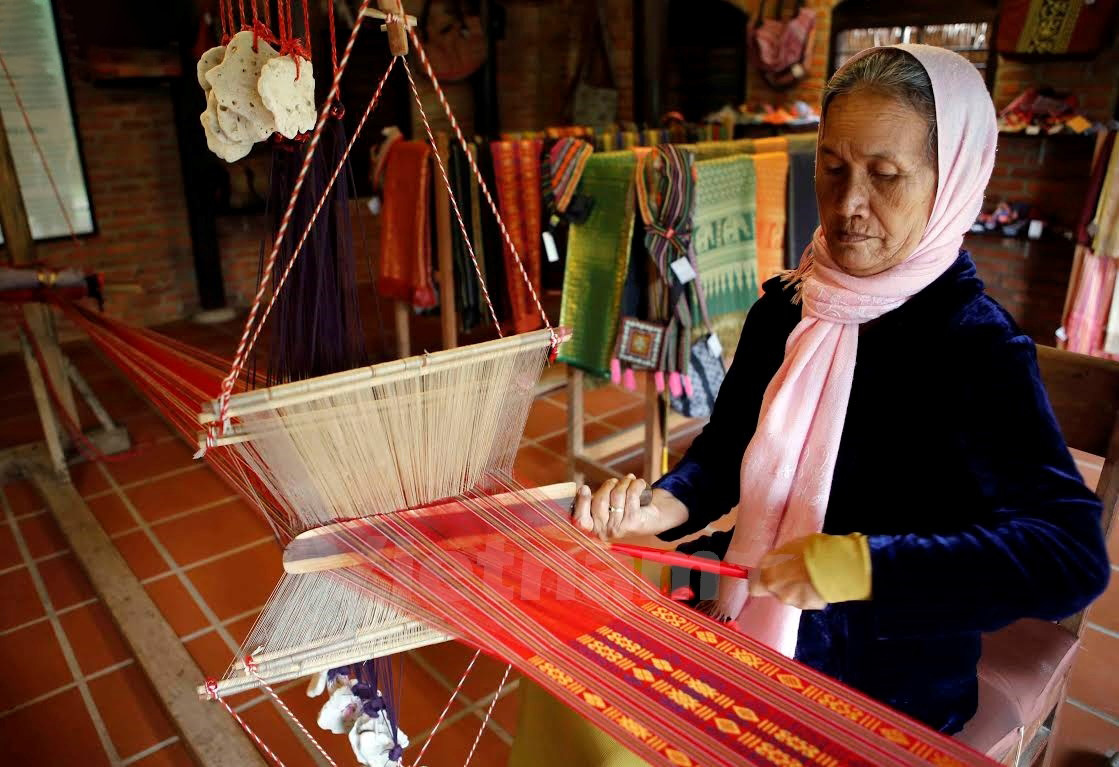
[610,543,750,579]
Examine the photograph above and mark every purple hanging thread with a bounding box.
[254,115,367,386]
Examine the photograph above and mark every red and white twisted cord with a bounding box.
[206,679,289,767]
[400,58,501,331]
[462,663,513,767]
[411,648,481,766]
[405,25,556,343]
[246,656,339,767]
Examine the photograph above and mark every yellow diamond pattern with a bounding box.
[695,631,718,644]
[715,718,741,735]
[583,693,606,709]
[633,668,654,682]
[652,658,673,672]
[734,706,760,722]
[881,728,910,746]
[776,673,804,690]
[665,749,692,766]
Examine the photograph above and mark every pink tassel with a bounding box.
[622,368,637,391]
[654,371,665,392]
[668,371,683,398]
[682,375,694,398]
[610,358,622,384]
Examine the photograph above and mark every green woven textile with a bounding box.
[689,138,755,162]
[690,154,760,353]
[557,151,637,377]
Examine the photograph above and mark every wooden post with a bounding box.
[0,106,35,265]
[378,0,410,56]
[17,330,68,474]
[435,132,457,349]
[394,301,411,357]
[0,99,78,465]
[643,374,666,482]
[23,305,79,426]
[567,368,585,485]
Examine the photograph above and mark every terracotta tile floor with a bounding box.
[3,313,1116,766]
[0,313,695,766]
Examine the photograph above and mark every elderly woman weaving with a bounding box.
[569,44,1111,738]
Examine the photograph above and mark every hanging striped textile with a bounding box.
[449,141,484,331]
[558,150,638,376]
[549,138,594,216]
[377,141,436,309]
[1066,248,1116,356]
[492,139,546,333]
[753,151,790,287]
[786,134,818,269]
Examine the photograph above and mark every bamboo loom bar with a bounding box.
[282,482,578,573]
[198,327,571,426]
[199,625,447,699]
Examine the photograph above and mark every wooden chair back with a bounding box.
[1030,345,1119,766]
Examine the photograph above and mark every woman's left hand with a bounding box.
[748,538,828,610]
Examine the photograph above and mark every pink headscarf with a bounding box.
[719,45,998,656]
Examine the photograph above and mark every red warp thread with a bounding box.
[275,0,287,48]
[301,0,312,57]
[221,0,235,41]
[328,0,338,72]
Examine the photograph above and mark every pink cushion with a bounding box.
[956,619,1080,760]
[956,675,1023,763]
[979,619,1079,724]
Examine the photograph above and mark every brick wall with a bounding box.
[0,0,196,347]
[965,134,1098,343]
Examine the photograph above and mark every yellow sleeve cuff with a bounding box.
[803,533,872,603]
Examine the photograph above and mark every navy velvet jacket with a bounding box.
[653,252,1110,734]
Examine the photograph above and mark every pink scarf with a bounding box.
[720,45,998,656]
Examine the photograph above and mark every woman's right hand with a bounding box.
[571,475,689,541]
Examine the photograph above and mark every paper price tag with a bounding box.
[670,257,697,284]
[706,334,723,358]
[542,231,560,263]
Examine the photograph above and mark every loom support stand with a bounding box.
[566,367,698,488]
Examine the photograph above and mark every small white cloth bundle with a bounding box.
[306,671,411,767]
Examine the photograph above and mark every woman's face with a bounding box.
[815,89,938,277]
